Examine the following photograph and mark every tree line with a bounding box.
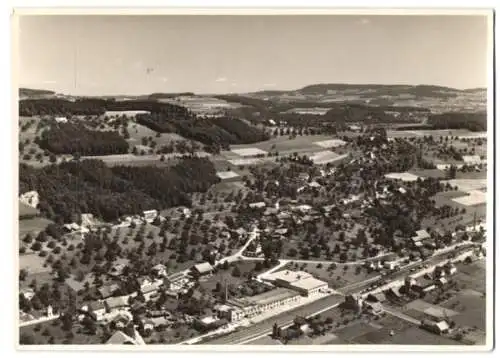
[19,158,219,223]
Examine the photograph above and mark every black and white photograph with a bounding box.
[13,7,493,351]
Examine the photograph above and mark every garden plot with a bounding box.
[231,147,268,157]
[443,179,487,192]
[309,151,348,165]
[216,170,240,180]
[314,139,347,148]
[452,190,487,206]
[384,172,421,182]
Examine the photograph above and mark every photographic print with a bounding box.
[13,8,493,351]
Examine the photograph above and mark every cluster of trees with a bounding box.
[324,104,397,124]
[428,112,487,132]
[136,114,269,150]
[19,158,219,223]
[37,123,129,155]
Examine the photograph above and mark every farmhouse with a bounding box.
[104,296,129,313]
[420,319,450,335]
[19,191,39,209]
[98,283,120,299]
[105,330,139,345]
[88,301,106,321]
[191,262,214,277]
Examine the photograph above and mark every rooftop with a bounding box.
[193,262,213,274]
[289,276,328,291]
[265,270,313,284]
[245,287,300,306]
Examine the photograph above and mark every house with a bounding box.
[148,310,172,318]
[54,116,68,123]
[215,304,245,322]
[151,264,168,278]
[112,312,132,328]
[105,330,139,345]
[437,277,448,286]
[420,319,450,335]
[19,191,40,209]
[386,288,402,300]
[364,301,384,315]
[20,288,35,301]
[109,263,127,277]
[140,284,159,301]
[249,202,266,209]
[88,301,106,321]
[98,284,120,299]
[193,315,228,332]
[191,262,214,277]
[444,263,457,276]
[366,292,385,303]
[345,294,364,311]
[298,172,310,182]
[142,209,158,223]
[412,230,431,247]
[104,296,129,313]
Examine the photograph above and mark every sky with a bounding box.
[18,14,490,96]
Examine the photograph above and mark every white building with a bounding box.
[142,209,158,223]
[263,270,329,296]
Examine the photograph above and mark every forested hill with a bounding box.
[19,98,270,151]
[19,157,220,223]
[19,88,56,98]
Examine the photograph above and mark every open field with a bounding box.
[314,139,347,148]
[19,253,51,275]
[309,151,347,165]
[80,152,211,167]
[20,319,104,345]
[125,121,190,146]
[409,169,446,179]
[231,148,268,157]
[283,261,378,290]
[384,172,421,182]
[441,290,486,332]
[19,217,53,237]
[228,158,265,166]
[452,190,487,206]
[442,179,487,192]
[387,129,477,139]
[230,135,334,154]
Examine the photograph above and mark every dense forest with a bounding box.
[19,158,219,223]
[37,123,129,155]
[19,98,192,118]
[427,112,487,132]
